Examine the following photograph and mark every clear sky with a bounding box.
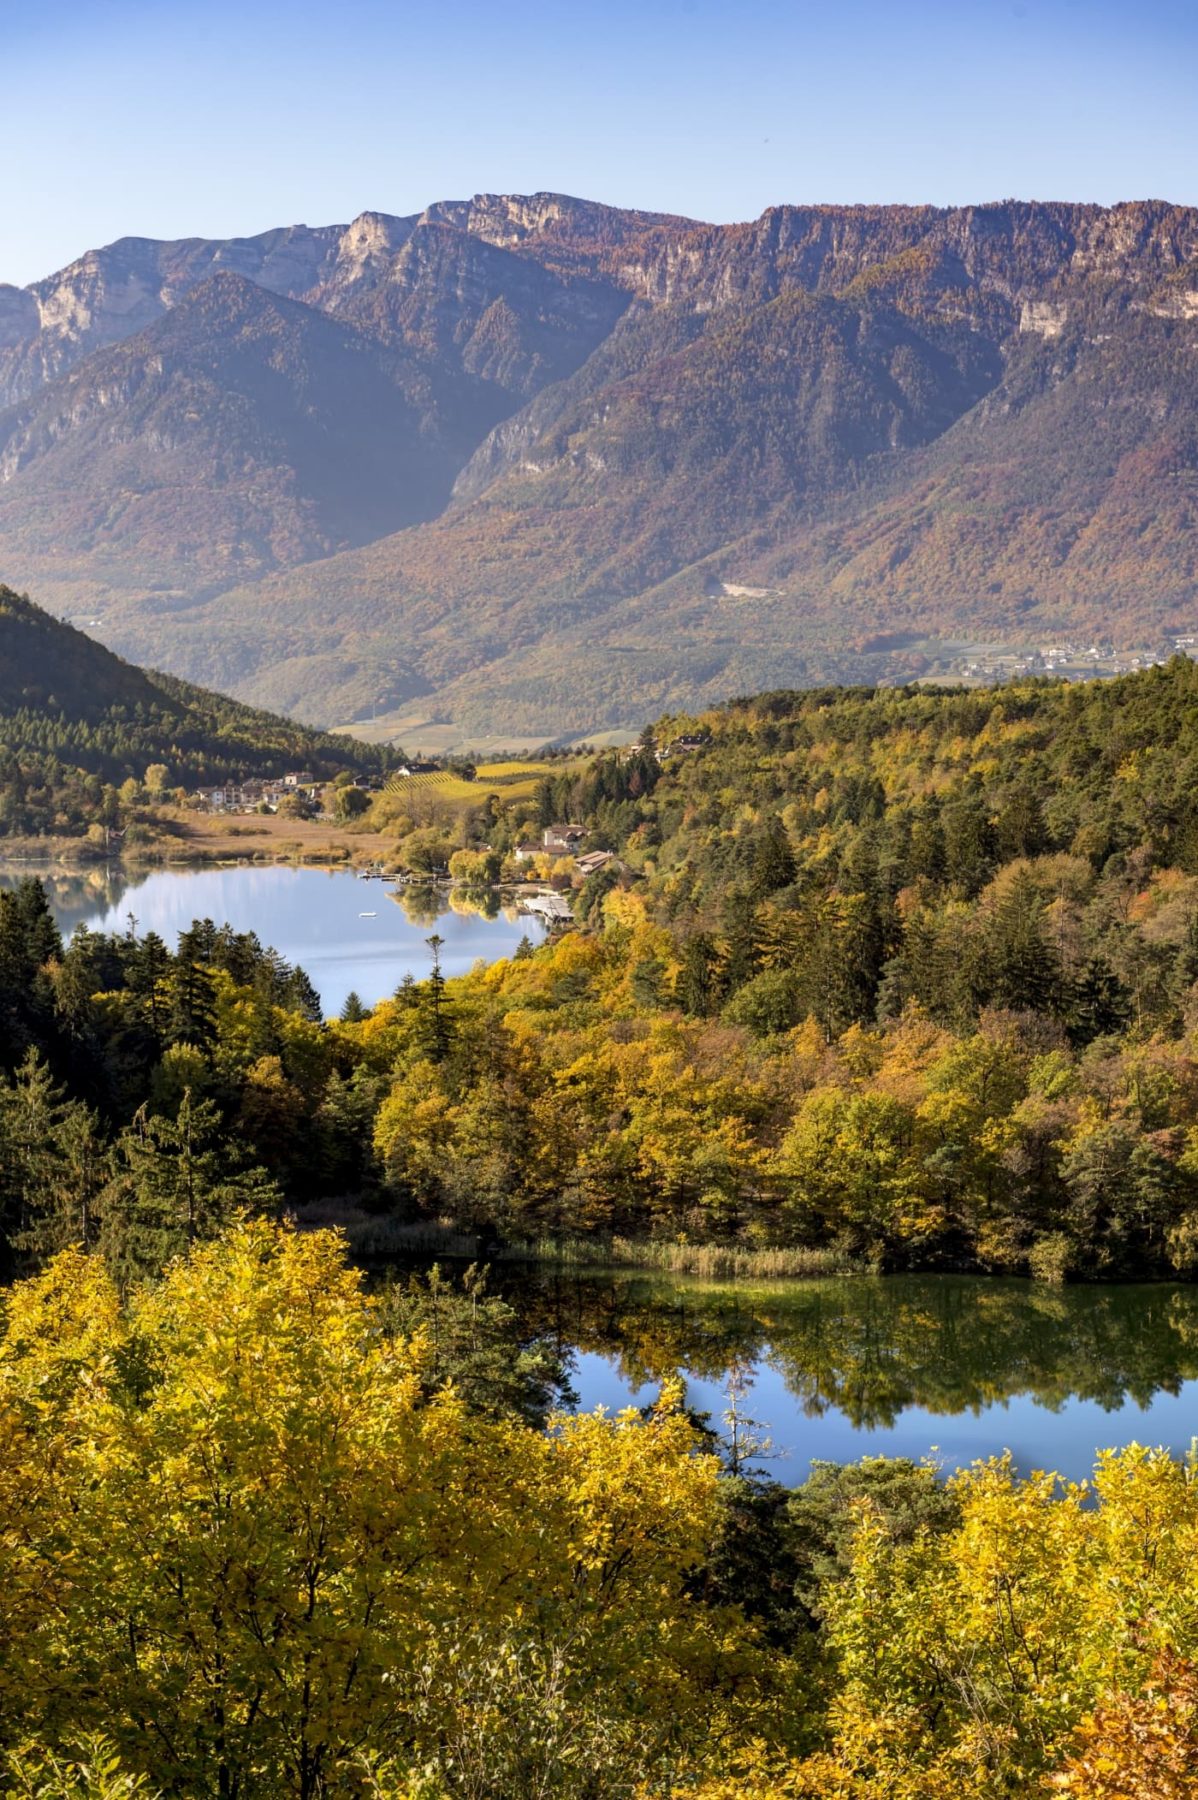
[6,0,1198,287]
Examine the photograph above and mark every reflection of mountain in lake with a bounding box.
[501,1269,1198,1431]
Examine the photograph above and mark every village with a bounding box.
[932,633,1198,686]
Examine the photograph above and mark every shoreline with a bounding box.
[303,1213,1190,1287]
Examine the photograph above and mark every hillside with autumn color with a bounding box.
[4,194,1198,732]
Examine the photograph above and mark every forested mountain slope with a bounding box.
[0,584,385,834]
[4,194,1198,731]
[10,656,1198,1282]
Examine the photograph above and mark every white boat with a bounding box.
[358,910,378,918]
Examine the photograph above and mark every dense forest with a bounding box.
[0,585,390,838]
[7,660,1198,1793]
[13,658,1198,1278]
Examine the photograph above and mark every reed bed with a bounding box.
[296,1204,862,1279]
[502,1235,860,1279]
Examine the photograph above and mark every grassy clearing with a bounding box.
[152,809,363,863]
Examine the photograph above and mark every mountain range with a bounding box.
[3,192,1198,740]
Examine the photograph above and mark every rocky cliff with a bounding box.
[3,191,1198,735]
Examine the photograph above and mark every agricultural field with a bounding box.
[384,758,586,815]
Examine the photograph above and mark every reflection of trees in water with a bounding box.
[392,886,445,927]
[0,865,129,936]
[496,1269,1198,1431]
[446,887,501,921]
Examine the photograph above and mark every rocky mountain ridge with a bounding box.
[3,192,1198,737]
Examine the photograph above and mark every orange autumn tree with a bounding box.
[1049,1653,1198,1798]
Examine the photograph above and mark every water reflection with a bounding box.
[393,885,446,927]
[0,865,546,1016]
[495,1268,1198,1481]
[0,864,132,935]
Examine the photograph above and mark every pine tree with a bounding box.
[102,1091,280,1280]
[0,1050,67,1258]
[720,892,764,994]
[166,955,218,1055]
[677,933,719,1017]
[14,1101,109,1263]
[418,934,454,1063]
[987,872,1063,1014]
[751,817,797,895]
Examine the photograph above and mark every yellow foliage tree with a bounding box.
[0,1222,766,1800]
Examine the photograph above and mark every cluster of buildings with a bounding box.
[618,730,708,764]
[512,824,622,880]
[192,772,321,813]
[945,637,1198,686]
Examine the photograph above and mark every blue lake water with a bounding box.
[2,864,545,1017]
[503,1269,1198,1484]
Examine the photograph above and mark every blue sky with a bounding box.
[5,0,1197,286]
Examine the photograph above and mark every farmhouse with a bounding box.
[660,733,708,760]
[574,849,622,878]
[541,823,587,856]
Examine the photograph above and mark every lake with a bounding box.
[8,862,1198,1484]
[500,1266,1198,1485]
[0,864,547,1016]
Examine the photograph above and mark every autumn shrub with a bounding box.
[0,1222,783,1799]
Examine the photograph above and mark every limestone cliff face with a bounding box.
[0,286,39,353]
[0,223,345,407]
[593,199,1198,321]
[9,195,1198,412]
[7,191,1198,737]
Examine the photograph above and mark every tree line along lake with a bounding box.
[0,862,547,1018]
[4,859,1197,1487]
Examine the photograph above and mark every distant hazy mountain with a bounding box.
[3,193,1198,736]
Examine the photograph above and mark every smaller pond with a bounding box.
[0,864,547,1017]
[493,1267,1198,1485]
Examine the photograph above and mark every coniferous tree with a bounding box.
[987,872,1064,1015]
[418,934,454,1063]
[677,932,720,1017]
[13,1100,109,1263]
[102,1091,280,1280]
[0,1050,68,1259]
[166,955,218,1056]
[750,818,797,896]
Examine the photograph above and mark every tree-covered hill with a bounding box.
[0,584,388,834]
